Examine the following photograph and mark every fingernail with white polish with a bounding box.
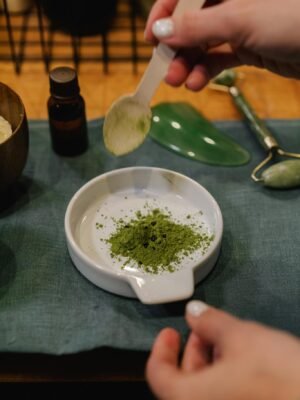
[186,300,209,317]
[152,18,174,39]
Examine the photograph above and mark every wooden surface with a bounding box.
[1,0,300,121]
[0,349,150,383]
[1,2,300,386]
[1,62,300,121]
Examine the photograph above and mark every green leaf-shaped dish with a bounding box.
[149,102,250,166]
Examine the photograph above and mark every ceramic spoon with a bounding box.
[103,0,206,156]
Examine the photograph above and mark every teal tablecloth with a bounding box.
[0,117,299,354]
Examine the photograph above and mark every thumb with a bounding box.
[152,3,240,48]
[185,300,241,346]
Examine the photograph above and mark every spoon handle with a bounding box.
[134,0,206,105]
[134,44,175,105]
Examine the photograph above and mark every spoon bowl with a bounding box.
[103,95,152,156]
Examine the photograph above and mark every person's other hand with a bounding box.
[144,0,300,90]
[146,301,300,399]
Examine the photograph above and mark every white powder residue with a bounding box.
[0,115,13,144]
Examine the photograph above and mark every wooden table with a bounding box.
[0,349,149,382]
[1,63,300,121]
[1,0,300,387]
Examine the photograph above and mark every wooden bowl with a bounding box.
[0,82,29,194]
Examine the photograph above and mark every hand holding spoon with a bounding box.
[103,0,206,156]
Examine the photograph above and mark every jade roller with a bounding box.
[211,69,300,189]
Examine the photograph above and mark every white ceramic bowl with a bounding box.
[65,167,223,304]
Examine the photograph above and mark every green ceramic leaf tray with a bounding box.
[149,102,250,166]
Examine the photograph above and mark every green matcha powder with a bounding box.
[97,208,214,274]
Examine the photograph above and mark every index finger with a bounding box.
[145,327,182,398]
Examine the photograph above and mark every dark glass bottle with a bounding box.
[47,66,88,156]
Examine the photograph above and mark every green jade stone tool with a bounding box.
[212,69,300,188]
[149,101,250,166]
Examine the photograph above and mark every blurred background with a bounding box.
[1,0,300,120]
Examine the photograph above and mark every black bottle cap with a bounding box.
[49,66,80,98]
